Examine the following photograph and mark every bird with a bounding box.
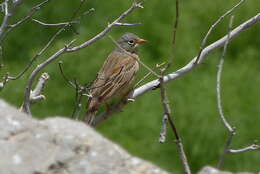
[85,33,147,125]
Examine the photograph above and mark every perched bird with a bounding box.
[86,33,147,125]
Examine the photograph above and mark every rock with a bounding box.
[198,166,254,174]
[0,100,169,174]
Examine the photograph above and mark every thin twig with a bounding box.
[58,60,123,92]
[66,0,87,35]
[71,79,84,120]
[6,25,69,82]
[217,129,236,168]
[5,0,51,37]
[0,45,3,68]
[229,144,260,153]
[134,72,152,88]
[114,22,142,26]
[134,62,166,88]
[217,15,234,132]
[159,75,191,174]
[168,0,179,67]
[22,1,144,114]
[75,8,95,22]
[194,0,244,64]
[216,15,235,169]
[32,18,79,27]
[58,61,77,88]
[216,59,234,132]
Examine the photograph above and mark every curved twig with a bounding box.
[194,0,244,64]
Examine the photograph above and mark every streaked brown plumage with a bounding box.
[86,33,146,125]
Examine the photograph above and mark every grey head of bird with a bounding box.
[116,33,147,54]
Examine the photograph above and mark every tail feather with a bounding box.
[85,104,98,126]
[86,96,99,126]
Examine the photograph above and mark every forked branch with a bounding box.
[216,16,260,168]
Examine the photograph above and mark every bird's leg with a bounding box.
[121,89,135,104]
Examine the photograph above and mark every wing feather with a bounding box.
[88,52,139,109]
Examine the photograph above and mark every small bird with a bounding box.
[86,33,147,125]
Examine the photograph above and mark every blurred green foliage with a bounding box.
[1,0,260,173]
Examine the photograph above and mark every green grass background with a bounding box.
[1,0,260,173]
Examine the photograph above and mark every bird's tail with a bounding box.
[85,108,97,126]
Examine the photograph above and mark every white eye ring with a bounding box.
[128,40,135,45]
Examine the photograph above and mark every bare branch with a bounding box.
[216,58,234,132]
[217,15,234,132]
[159,114,168,143]
[131,13,260,100]
[0,72,9,90]
[158,76,191,174]
[194,0,244,64]
[29,72,49,104]
[229,144,260,153]
[217,130,235,168]
[22,1,144,114]
[114,22,142,26]
[22,47,67,114]
[32,18,79,27]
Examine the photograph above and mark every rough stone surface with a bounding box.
[0,100,169,174]
[198,166,255,174]
[0,100,256,174]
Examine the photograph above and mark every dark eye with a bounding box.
[128,40,134,45]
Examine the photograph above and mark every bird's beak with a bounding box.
[135,38,147,44]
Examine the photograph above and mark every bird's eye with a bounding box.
[128,40,134,45]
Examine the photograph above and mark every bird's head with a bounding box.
[117,33,147,54]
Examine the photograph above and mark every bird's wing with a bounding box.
[99,56,139,100]
[89,52,139,106]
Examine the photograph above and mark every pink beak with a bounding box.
[135,38,147,44]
